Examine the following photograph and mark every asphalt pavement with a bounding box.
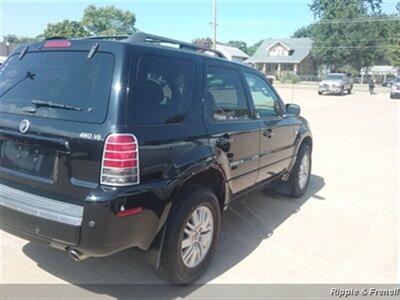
[1,85,398,288]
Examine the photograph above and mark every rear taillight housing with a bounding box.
[101,134,139,186]
[44,40,71,48]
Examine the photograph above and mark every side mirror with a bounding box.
[286,104,301,117]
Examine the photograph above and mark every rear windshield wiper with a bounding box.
[23,100,83,113]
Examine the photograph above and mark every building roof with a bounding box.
[360,65,398,75]
[369,65,397,74]
[216,44,249,59]
[246,38,313,64]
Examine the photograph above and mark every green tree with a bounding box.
[386,3,400,73]
[308,0,389,71]
[310,0,383,18]
[291,24,315,38]
[338,64,361,76]
[226,40,248,54]
[192,37,212,49]
[247,40,263,56]
[4,34,38,44]
[82,5,136,36]
[43,20,88,39]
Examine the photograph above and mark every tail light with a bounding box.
[117,206,143,218]
[101,133,139,186]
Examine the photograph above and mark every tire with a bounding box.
[160,185,221,285]
[340,87,345,96]
[318,91,323,95]
[288,144,312,198]
[390,93,394,99]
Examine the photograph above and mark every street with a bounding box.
[0,84,398,286]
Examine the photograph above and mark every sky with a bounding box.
[0,0,398,45]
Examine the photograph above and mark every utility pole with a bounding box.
[212,0,217,49]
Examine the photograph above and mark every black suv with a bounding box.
[0,32,312,285]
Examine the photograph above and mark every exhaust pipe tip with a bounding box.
[67,248,88,262]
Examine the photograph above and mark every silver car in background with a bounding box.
[390,77,400,99]
[318,73,353,96]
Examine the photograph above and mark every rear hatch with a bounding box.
[0,40,129,208]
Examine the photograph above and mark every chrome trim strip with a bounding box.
[0,183,83,226]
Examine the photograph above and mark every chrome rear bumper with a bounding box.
[0,183,83,226]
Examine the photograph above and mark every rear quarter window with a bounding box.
[0,51,114,123]
[129,55,194,125]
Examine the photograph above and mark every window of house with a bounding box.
[130,56,194,124]
[269,43,290,57]
[206,66,250,121]
[244,72,280,118]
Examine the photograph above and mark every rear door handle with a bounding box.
[0,129,71,153]
[216,137,229,145]
[216,136,233,146]
[216,134,232,151]
[263,128,275,139]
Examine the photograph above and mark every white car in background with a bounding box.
[318,73,353,95]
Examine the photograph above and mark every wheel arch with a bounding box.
[282,133,313,181]
[149,166,227,269]
[172,166,228,213]
[300,135,313,152]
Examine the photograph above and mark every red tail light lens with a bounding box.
[101,134,139,186]
[116,206,143,218]
[44,40,71,48]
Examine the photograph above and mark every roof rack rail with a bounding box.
[83,35,129,41]
[45,37,67,40]
[126,31,226,59]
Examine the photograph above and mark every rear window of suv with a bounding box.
[0,51,114,123]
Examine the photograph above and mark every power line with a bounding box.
[312,46,390,49]
[273,45,391,49]
[3,0,398,2]
[221,16,399,27]
[317,16,399,24]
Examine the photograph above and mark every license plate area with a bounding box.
[0,140,56,179]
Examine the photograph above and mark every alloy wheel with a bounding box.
[298,153,310,189]
[181,206,214,268]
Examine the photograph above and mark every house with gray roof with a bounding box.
[216,44,249,63]
[246,38,316,77]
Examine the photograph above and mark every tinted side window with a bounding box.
[131,56,194,124]
[206,66,249,121]
[244,72,279,118]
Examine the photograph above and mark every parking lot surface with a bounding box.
[1,84,398,285]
